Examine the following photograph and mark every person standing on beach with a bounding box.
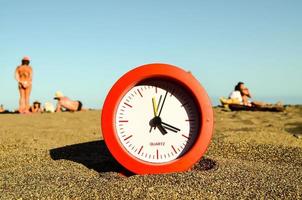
[15,56,33,114]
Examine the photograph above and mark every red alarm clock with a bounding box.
[101,63,213,174]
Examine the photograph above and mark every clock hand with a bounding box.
[152,97,158,116]
[161,126,178,133]
[157,95,162,112]
[149,126,153,133]
[161,121,181,132]
[150,97,158,133]
[150,94,170,134]
[149,116,168,135]
[157,123,168,135]
[153,95,163,131]
[158,91,168,117]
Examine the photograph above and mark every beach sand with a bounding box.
[1,106,302,199]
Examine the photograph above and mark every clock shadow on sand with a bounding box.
[49,140,217,175]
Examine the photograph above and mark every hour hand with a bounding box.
[157,123,168,135]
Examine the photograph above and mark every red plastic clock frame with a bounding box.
[101,63,214,174]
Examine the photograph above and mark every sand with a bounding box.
[1,106,302,199]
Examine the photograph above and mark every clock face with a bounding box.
[115,79,200,163]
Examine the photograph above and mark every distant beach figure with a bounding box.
[44,102,55,113]
[229,82,252,106]
[30,101,43,113]
[54,91,83,112]
[219,82,284,112]
[0,104,10,114]
[0,104,5,113]
[15,56,33,114]
[220,82,284,111]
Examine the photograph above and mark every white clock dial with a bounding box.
[115,79,200,163]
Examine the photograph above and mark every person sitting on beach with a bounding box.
[15,56,33,114]
[54,91,83,112]
[30,101,43,113]
[220,82,247,107]
[229,82,252,106]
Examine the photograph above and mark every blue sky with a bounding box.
[1,0,301,110]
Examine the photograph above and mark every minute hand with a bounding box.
[158,91,168,117]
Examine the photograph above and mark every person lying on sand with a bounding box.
[30,101,43,113]
[221,82,283,109]
[15,56,33,114]
[54,91,83,112]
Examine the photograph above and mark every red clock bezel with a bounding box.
[101,63,214,174]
